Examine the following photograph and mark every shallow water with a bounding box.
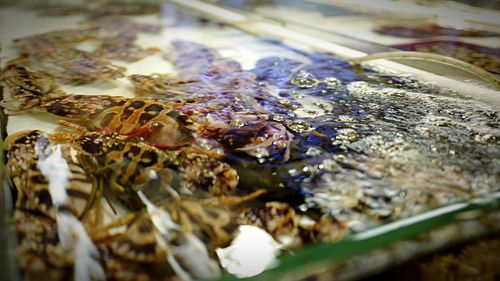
[1,2,499,281]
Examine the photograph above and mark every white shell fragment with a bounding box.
[216,225,282,278]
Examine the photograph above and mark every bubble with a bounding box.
[290,70,319,89]
[229,119,245,127]
[272,115,286,122]
[335,128,358,143]
[287,120,311,133]
[474,133,495,143]
[305,147,322,157]
[323,77,341,89]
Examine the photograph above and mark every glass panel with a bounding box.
[214,0,500,77]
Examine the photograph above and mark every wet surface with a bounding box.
[1,2,499,281]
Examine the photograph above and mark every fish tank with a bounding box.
[1,1,499,281]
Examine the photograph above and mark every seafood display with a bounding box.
[130,41,296,162]
[217,0,500,78]
[13,29,126,82]
[392,40,500,75]
[5,128,250,281]
[1,2,499,281]
[12,14,161,82]
[373,23,500,38]
[33,2,160,18]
